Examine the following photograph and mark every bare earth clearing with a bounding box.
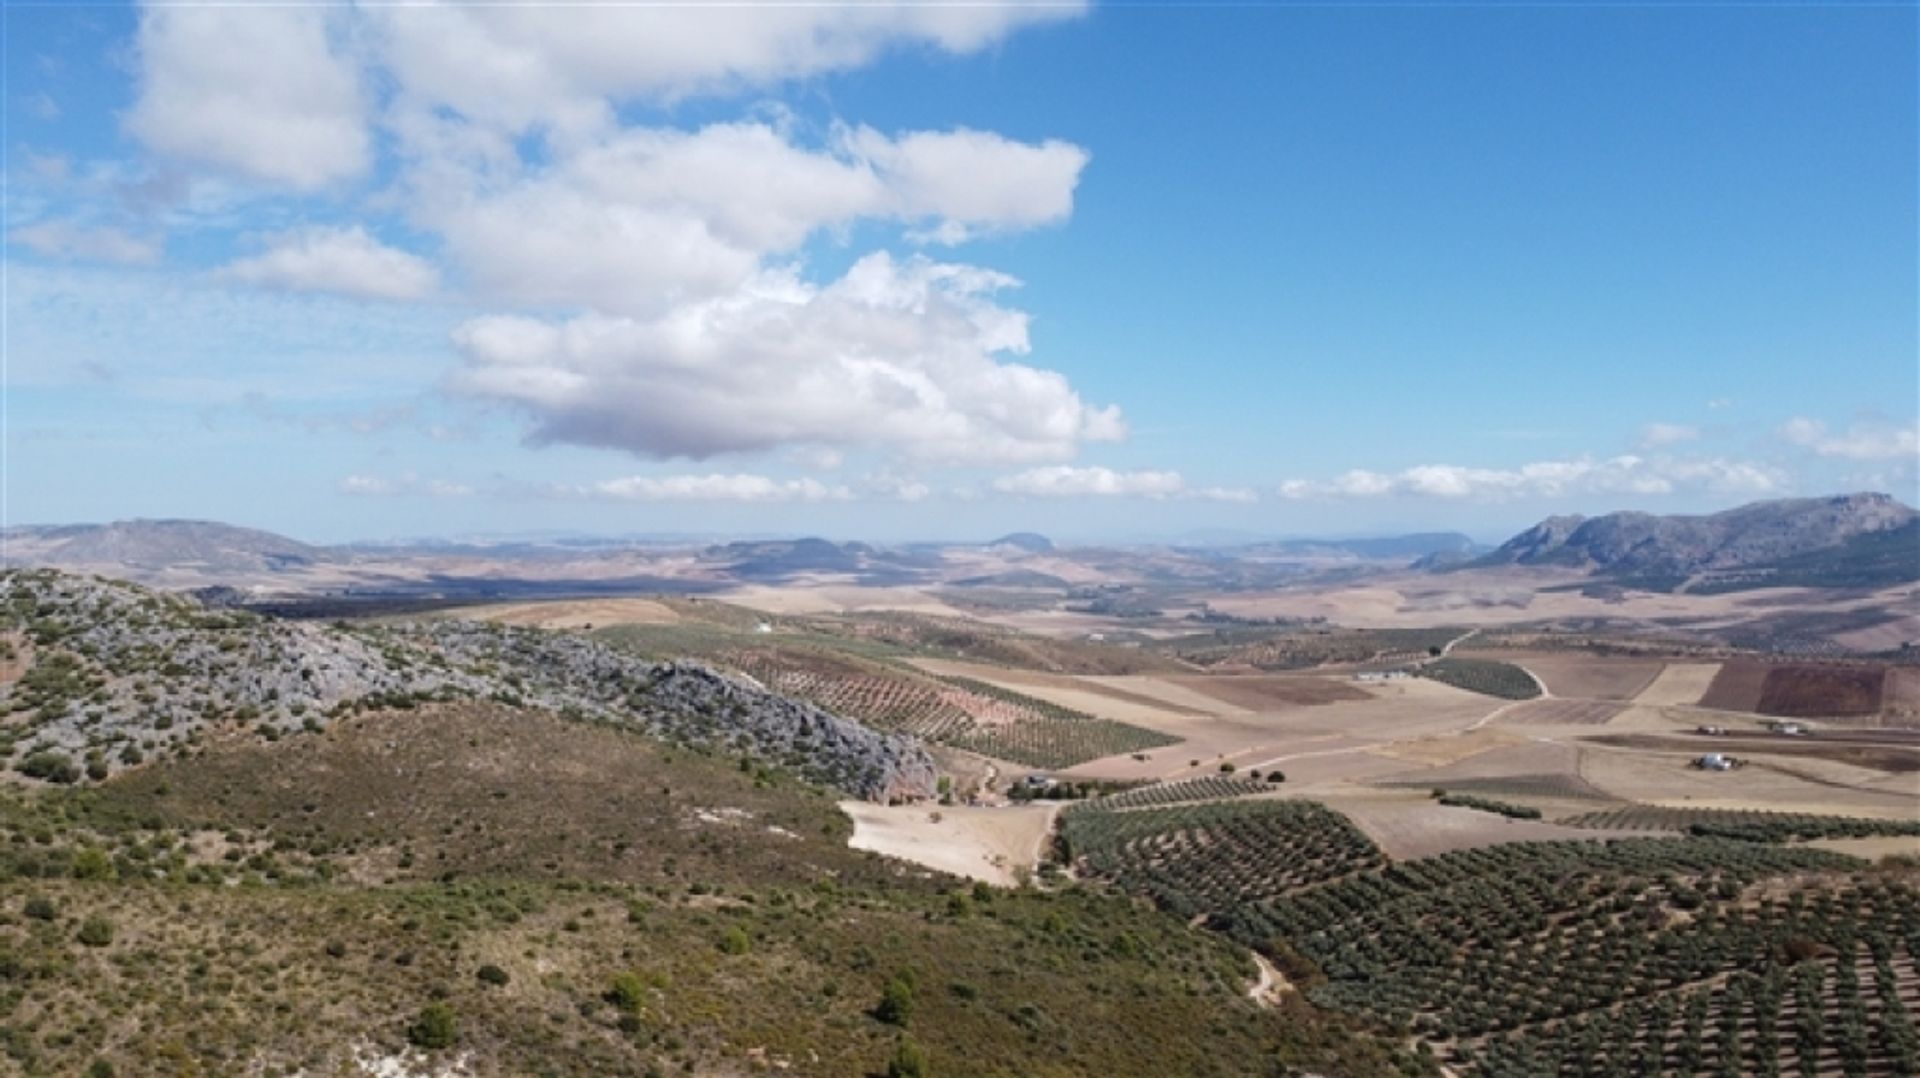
[839,801,1061,885]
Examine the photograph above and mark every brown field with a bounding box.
[1370,740,1616,802]
[1754,663,1886,717]
[1589,732,1920,773]
[1699,660,1769,712]
[1162,674,1371,712]
[1632,662,1721,706]
[1315,789,1629,860]
[1484,653,1664,700]
[1494,699,1629,726]
[1888,667,1920,723]
[1577,745,1918,817]
[1804,834,1920,860]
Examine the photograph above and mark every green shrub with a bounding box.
[477,963,510,987]
[23,895,57,921]
[19,752,79,784]
[887,1037,929,1078]
[608,972,647,1012]
[719,925,751,955]
[876,976,915,1026]
[76,916,114,948]
[406,1003,458,1050]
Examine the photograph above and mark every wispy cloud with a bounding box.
[220,226,439,301]
[11,219,161,265]
[1636,422,1700,449]
[1278,454,1783,501]
[992,465,1255,502]
[563,474,852,503]
[339,474,473,498]
[1779,417,1919,461]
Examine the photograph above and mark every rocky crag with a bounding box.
[0,569,934,801]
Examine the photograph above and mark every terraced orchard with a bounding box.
[1562,805,1920,843]
[1257,837,1916,1074]
[1416,658,1542,700]
[724,649,1178,769]
[1060,799,1386,925]
[1077,776,1273,812]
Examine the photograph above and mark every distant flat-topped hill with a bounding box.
[1,518,330,573]
[1466,493,1919,592]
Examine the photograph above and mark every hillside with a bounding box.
[0,567,1427,1076]
[1467,493,1919,591]
[0,519,330,573]
[0,569,934,801]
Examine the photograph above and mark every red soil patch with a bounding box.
[1699,661,1768,713]
[1755,665,1885,718]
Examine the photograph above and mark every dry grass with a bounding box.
[1632,662,1722,706]
[1162,675,1370,712]
[1482,652,1664,700]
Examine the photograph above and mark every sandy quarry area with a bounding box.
[840,801,1062,885]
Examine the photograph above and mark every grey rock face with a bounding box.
[1475,494,1917,577]
[0,569,935,801]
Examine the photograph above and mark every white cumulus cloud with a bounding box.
[221,226,439,301]
[127,3,368,190]
[365,2,1085,131]
[1278,455,1783,501]
[451,252,1124,465]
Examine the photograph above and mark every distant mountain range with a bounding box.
[1464,492,1919,592]
[1,519,331,573]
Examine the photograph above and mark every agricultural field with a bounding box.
[1470,652,1664,700]
[1493,699,1627,726]
[1076,775,1275,811]
[1415,658,1542,700]
[1152,626,1466,671]
[1692,659,1890,719]
[1059,799,1387,924]
[1561,805,1920,842]
[1256,837,1917,1074]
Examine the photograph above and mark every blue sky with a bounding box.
[4,2,1915,543]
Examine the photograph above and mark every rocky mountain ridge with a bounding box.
[1467,493,1919,590]
[0,569,935,801]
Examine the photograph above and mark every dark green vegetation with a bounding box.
[1415,658,1542,700]
[1430,791,1542,820]
[1059,778,1920,1076]
[1075,776,1272,811]
[1059,799,1386,928]
[0,702,1398,1076]
[1152,627,1463,671]
[1256,838,1918,1074]
[1563,806,1920,843]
